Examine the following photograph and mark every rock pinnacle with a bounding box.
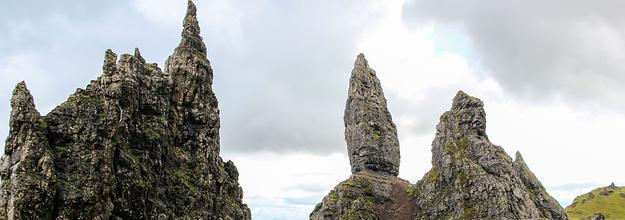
[175,0,206,55]
[414,91,567,219]
[9,81,40,129]
[344,53,400,176]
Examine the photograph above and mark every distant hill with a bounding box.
[566,183,625,220]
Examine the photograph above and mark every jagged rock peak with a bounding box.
[451,90,483,110]
[0,2,250,219]
[413,91,567,219]
[439,90,487,138]
[103,49,117,75]
[515,151,525,163]
[354,53,369,68]
[344,53,400,176]
[133,48,145,64]
[175,0,206,55]
[0,81,55,219]
[10,81,40,126]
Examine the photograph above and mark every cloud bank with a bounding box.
[403,0,625,110]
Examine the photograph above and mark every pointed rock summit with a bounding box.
[413,91,567,219]
[311,54,415,220]
[0,1,250,219]
[345,53,400,176]
[313,88,567,219]
[174,0,207,55]
[0,82,56,219]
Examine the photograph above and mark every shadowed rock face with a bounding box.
[412,91,567,220]
[0,1,250,219]
[344,54,400,177]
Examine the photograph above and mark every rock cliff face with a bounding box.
[412,91,566,219]
[311,55,566,219]
[0,1,251,219]
[311,54,415,220]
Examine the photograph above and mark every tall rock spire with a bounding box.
[165,1,217,132]
[182,1,204,52]
[8,82,40,136]
[344,53,400,176]
[311,54,416,220]
[173,0,207,56]
[0,82,56,219]
[413,91,567,219]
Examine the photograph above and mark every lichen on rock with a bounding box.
[0,1,250,219]
[311,54,414,220]
[344,53,400,177]
[412,91,567,220]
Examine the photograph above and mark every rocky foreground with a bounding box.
[311,55,567,219]
[0,1,250,219]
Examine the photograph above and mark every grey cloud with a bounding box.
[208,1,377,154]
[402,0,625,111]
[0,1,189,153]
[0,0,380,154]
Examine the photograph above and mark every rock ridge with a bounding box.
[412,90,566,219]
[0,1,250,219]
[311,64,566,219]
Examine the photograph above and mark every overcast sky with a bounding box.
[1,0,624,219]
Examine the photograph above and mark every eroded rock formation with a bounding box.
[412,91,566,219]
[0,1,250,219]
[311,63,566,219]
[311,54,415,220]
[344,53,400,177]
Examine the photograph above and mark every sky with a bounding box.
[1,0,624,219]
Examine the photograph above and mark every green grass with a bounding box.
[566,185,625,220]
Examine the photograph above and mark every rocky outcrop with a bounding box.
[412,91,567,219]
[310,171,416,220]
[311,54,415,220]
[566,183,625,219]
[0,1,250,219]
[344,53,400,177]
[0,82,56,219]
[311,56,567,220]
[514,151,566,218]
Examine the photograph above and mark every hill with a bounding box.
[566,183,625,220]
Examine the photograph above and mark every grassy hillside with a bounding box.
[566,183,625,220]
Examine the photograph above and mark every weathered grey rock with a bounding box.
[0,82,56,220]
[514,151,567,219]
[412,91,567,219]
[310,171,417,220]
[312,54,413,220]
[344,53,400,176]
[585,213,605,220]
[0,1,250,219]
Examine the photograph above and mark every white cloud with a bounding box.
[402,0,625,111]
[131,0,186,25]
[222,152,350,220]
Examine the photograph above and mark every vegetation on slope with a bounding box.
[566,183,625,220]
